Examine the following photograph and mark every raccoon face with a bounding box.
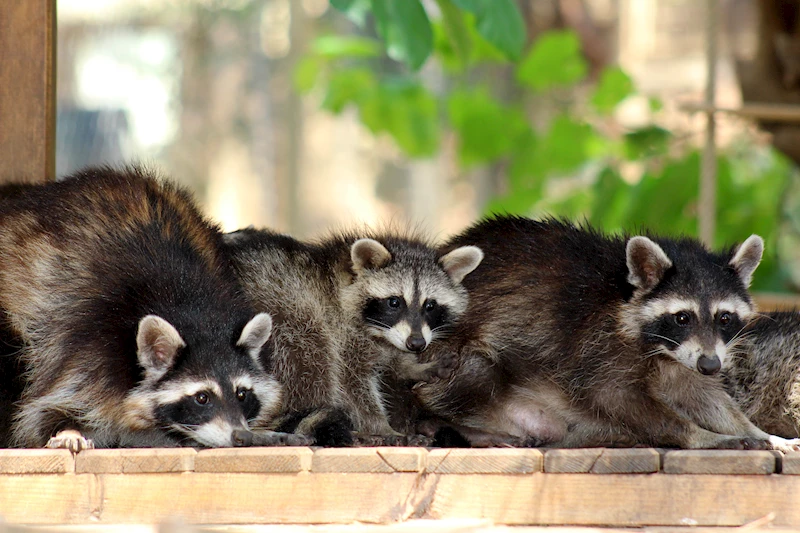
[349,239,483,353]
[126,312,280,447]
[152,373,276,447]
[624,235,762,376]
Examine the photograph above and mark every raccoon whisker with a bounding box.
[750,311,779,324]
[365,318,392,330]
[643,332,680,346]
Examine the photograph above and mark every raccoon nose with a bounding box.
[232,429,254,447]
[406,335,427,352]
[697,355,721,376]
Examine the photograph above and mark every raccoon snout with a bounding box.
[406,335,427,352]
[697,355,721,375]
[232,429,254,447]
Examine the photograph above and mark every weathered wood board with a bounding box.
[0,447,799,527]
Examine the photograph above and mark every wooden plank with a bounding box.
[662,450,775,475]
[427,474,800,526]
[311,448,426,473]
[0,474,97,524]
[2,472,800,526]
[76,449,196,474]
[544,448,603,473]
[588,449,660,474]
[195,447,312,473]
[0,0,56,182]
[427,449,543,474]
[96,473,423,524]
[781,452,800,474]
[0,449,74,474]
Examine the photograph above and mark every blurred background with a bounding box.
[55,0,800,292]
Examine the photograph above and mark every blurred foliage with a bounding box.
[297,0,796,291]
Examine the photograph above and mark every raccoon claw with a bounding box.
[716,437,770,450]
[251,430,312,447]
[46,430,94,453]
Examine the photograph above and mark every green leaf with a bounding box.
[448,88,529,166]
[452,0,526,60]
[484,187,541,217]
[310,35,382,58]
[621,152,700,236]
[517,30,588,91]
[321,68,376,113]
[360,79,439,157]
[588,167,631,230]
[590,66,634,114]
[623,126,672,160]
[294,56,323,94]
[539,115,597,172]
[649,97,664,112]
[329,0,372,26]
[435,0,472,69]
[371,0,433,70]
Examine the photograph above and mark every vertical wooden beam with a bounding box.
[0,0,56,183]
[699,0,718,247]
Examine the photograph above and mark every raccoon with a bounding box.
[1,166,298,450]
[723,311,800,438]
[414,216,800,451]
[222,227,483,443]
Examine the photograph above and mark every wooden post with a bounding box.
[699,0,718,247]
[0,0,57,183]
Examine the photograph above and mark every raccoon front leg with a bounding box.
[394,351,456,383]
[572,384,768,450]
[660,371,799,452]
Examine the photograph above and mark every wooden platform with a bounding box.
[0,447,799,529]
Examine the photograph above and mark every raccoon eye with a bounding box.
[387,296,401,308]
[236,388,248,402]
[424,300,437,312]
[195,392,210,406]
[674,312,691,326]
[718,312,732,326]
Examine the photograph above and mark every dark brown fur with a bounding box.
[415,217,794,450]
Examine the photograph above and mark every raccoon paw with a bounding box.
[768,435,800,453]
[46,430,94,453]
[405,434,434,447]
[434,351,458,380]
[715,437,770,450]
[251,430,312,447]
[351,434,410,447]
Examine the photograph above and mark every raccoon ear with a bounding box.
[351,239,392,272]
[729,234,763,288]
[440,246,484,284]
[626,236,673,294]
[237,312,273,361]
[136,315,186,374]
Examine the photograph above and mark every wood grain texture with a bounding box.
[662,450,776,475]
[427,449,543,474]
[311,448,426,473]
[0,449,74,474]
[195,447,312,473]
[2,472,800,526]
[0,0,56,182]
[76,449,197,474]
[543,448,603,473]
[96,473,423,524]
[427,474,800,526]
